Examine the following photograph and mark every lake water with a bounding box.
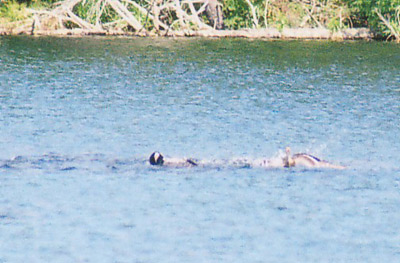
[0,36,399,262]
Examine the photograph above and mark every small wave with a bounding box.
[60,166,78,171]
[0,153,146,174]
[0,163,15,169]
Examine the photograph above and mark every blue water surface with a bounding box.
[0,36,400,262]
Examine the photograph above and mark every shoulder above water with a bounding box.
[283,147,346,169]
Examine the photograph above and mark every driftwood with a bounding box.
[0,0,373,39]
[0,25,373,40]
[184,28,373,39]
[20,0,223,35]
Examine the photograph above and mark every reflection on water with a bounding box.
[0,36,399,262]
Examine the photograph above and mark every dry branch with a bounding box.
[122,0,169,30]
[22,0,217,35]
[375,8,400,41]
[2,0,377,40]
[66,8,96,29]
[106,0,142,31]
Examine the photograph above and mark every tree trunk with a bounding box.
[205,0,224,30]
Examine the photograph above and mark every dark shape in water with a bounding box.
[0,163,14,169]
[60,166,77,171]
[149,152,164,165]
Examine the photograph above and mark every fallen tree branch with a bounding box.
[375,8,400,41]
[106,0,143,31]
[196,1,209,15]
[122,0,169,30]
[182,2,212,29]
[0,23,373,40]
[66,8,96,29]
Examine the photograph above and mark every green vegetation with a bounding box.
[0,0,399,40]
[223,0,352,30]
[0,0,51,24]
[221,0,400,38]
[347,0,400,39]
[0,0,29,22]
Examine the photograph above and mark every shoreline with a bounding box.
[0,26,374,40]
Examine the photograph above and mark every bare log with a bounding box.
[181,3,213,29]
[1,22,373,40]
[282,27,330,38]
[196,1,209,15]
[122,0,169,30]
[106,0,143,31]
[188,2,202,26]
[66,9,96,29]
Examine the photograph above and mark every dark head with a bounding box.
[149,151,164,165]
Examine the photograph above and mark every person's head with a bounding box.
[149,151,164,165]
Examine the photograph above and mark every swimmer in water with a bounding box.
[149,152,279,169]
[149,151,198,167]
[283,147,345,169]
[149,148,345,170]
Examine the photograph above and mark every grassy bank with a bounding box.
[0,0,399,41]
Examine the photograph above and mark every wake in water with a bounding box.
[0,147,346,173]
[149,147,346,170]
[0,153,145,173]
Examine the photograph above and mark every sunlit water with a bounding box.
[0,36,400,262]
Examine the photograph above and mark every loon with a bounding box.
[149,152,198,167]
[283,147,345,169]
